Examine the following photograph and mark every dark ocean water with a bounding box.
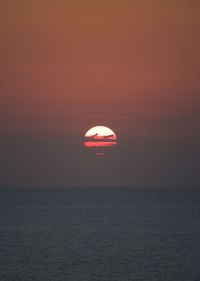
[0,188,200,281]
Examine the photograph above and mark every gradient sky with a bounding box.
[0,0,199,187]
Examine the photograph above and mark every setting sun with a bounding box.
[83,126,117,155]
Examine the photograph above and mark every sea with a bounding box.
[0,187,200,281]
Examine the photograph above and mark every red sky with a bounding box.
[0,1,199,187]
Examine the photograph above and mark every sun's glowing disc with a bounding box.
[83,126,117,156]
[85,126,116,137]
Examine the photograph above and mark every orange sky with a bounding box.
[0,1,199,187]
[1,0,199,137]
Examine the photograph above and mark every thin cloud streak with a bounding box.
[64,112,135,120]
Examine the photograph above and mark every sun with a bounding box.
[83,125,117,156]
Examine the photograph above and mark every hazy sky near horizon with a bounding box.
[0,0,199,187]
